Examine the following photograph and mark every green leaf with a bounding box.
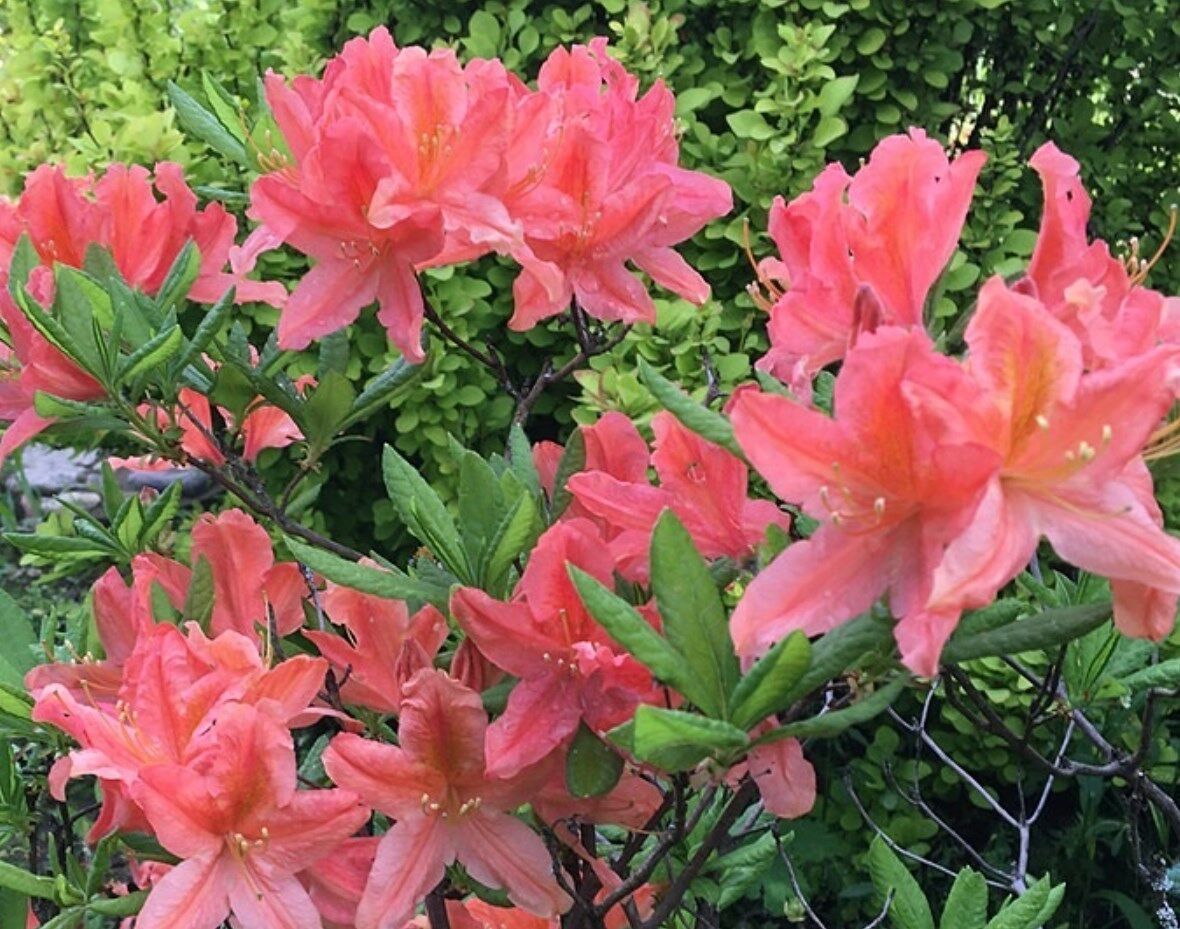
[955,599,1026,639]
[0,859,59,901]
[867,835,935,929]
[138,481,182,548]
[4,533,117,559]
[184,555,216,630]
[567,566,700,695]
[778,612,893,705]
[284,537,447,608]
[173,286,234,374]
[466,9,502,57]
[985,876,1059,929]
[346,359,420,425]
[756,677,908,743]
[1117,658,1180,692]
[638,359,742,458]
[726,110,775,140]
[0,888,27,929]
[631,705,748,772]
[506,424,543,502]
[208,363,257,422]
[650,510,738,718]
[817,75,859,115]
[940,868,988,929]
[118,324,184,383]
[813,115,848,147]
[566,721,624,798]
[943,603,1111,664]
[481,493,541,595]
[302,371,356,454]
[200,71,246,143]
[167,81,249,163]
[0,589,37,690]
[154,240,201,314]
[382,445,469,579]
[548,428,586,519]
[857,27,887,54]
[729,632,811,731]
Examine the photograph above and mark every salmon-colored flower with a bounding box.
[507,40,731,329]
[304,572,449,714]
[451,520,661,777]
[568,410,790,580]
[132,702,367,929]
[1025,142,1180,370]
[759,129,985,382]
[914,278,1180,656]
[0,163,284,462]
[730,326,999,674]
[324,669,572,929]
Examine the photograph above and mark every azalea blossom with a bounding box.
[451,520,661,777]
[246,27,559,361]
[324,669,572,929]
[133,702,367,929]
[567,410,790,580]
[1024,142,1180,370]
[304,571,449,714]
[913,277,1180,652]
[757,128,986,384]
[506,39,732,329]
[730,325,999,674]
[0,162,284,462]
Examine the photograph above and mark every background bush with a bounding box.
[2,2,1179,925]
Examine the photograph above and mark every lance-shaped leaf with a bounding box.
[631,705,748,772]
[167,80,249,163]
[344,358,420,426]
[778,611,893,705]
[566,721,624,798]
[867,836,934,929]
[650,509,739,718]
[638,358,743,458]
[284,536,448,608]
[942,602,1111,664]
[939,868,987,929]
[729,631,811,730]
[754,676,909,744]
[383,444,470,580]
[549,427,586,519]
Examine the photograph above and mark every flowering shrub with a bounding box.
[2,22,1180,929]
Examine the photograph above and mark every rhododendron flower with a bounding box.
[1024,142,1180,369]
[730,326,999,674]
[567,410,790,580]
[133,702,367,929]
[915,278,1180,652]
[507,39,732,329]
[727,734,816,820]
[0,163,284,462]
[301,836,379,929]
[247,27,559,361]
[304,572,448,714]
[189,509,308,640]
[324,669,572,929]
[451,520,661,777]
[32,622,328,841]
[758,129,986,382]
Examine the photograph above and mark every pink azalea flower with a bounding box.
[323,669,572,929]
[132,702,367,929]
[450,520,661,777]
[730,326,999,675]
[567,410,790,581]
[300,836,380,929]
[533,410,650,516]
[727,732,816,820]
[304,569,449,714]
[913,278,1180,653]
[507,39,732,329]
[758,129,986,382]
[1024,142,1180,369]
[189,509,309,640]
[246,27,559,361]
[0,163,284,462]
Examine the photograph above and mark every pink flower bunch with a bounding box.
[742,131,1180,675]
[244,28,731,361]
[0,163,285,462]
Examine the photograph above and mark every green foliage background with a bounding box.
[2,1,1179,925]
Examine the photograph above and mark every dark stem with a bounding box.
[425,886,451,929]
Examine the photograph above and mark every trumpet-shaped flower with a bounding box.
[730,326,999,674]
[915,278,1180,651]
[1024,142,1180,369]
[304,574,449,714]
[507,40,731,329]
[759,129,986,381]
[568,411,790,580]
[451,520,661,777]
[133,702,367,929]
[323,669,572,929]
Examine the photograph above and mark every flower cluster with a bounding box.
[742,132,1180,674]
[244,28,731,360]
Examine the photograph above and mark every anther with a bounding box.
[1035,414,1050,430]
